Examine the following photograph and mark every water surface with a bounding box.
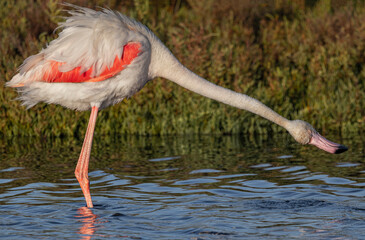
[0,134,364,239]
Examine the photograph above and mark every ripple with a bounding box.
[336,162,360,168]
[264,166,287,171]
[0,179,14,185]
[0,167,24,173]
[174,178,219,185]
[251,163,271,168]
[280,166,306,173]
[323,177,356,185]
[277,155,294,159]
[242,180,277,189]
[189,169,223,174]
[149,156,181,162]
[248,199,332,210]
[1,134,365,239]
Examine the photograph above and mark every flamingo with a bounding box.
[7,5,347,208]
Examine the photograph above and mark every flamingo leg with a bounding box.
[75,106,98,208]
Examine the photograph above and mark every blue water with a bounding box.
[0,134,364,239]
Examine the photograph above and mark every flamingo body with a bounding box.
[9,7,152,110]
[7,5,348,208]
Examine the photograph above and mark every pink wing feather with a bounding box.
[15,42,141,86]
[43,42,141,83]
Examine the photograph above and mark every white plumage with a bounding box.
[9,6,153,110]
[7,5,347,208]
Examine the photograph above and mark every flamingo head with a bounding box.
[287,120,348,154]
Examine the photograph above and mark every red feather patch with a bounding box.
[42,42,141,83]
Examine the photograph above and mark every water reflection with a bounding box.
[0,133,364,239]
[76,207,97,240]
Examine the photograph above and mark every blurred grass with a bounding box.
[1,0,364,138]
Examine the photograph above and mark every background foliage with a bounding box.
[1,0,364,138]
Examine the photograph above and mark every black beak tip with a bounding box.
[334,145,348,154]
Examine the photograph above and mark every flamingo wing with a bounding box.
[9,6,146,87]
[41,42,141,84]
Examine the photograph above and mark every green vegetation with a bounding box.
[1,0,364,138]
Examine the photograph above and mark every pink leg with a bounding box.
[75,106,98,208]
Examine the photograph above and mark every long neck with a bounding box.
[150,42,290,130]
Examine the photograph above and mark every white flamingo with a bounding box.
[7,5,347,208]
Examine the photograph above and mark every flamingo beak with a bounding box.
[309,132,348,154]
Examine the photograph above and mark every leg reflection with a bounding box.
[76,207,97,240]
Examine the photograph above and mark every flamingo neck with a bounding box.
[152,43,290,130]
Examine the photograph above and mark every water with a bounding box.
[0,134,364,239]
